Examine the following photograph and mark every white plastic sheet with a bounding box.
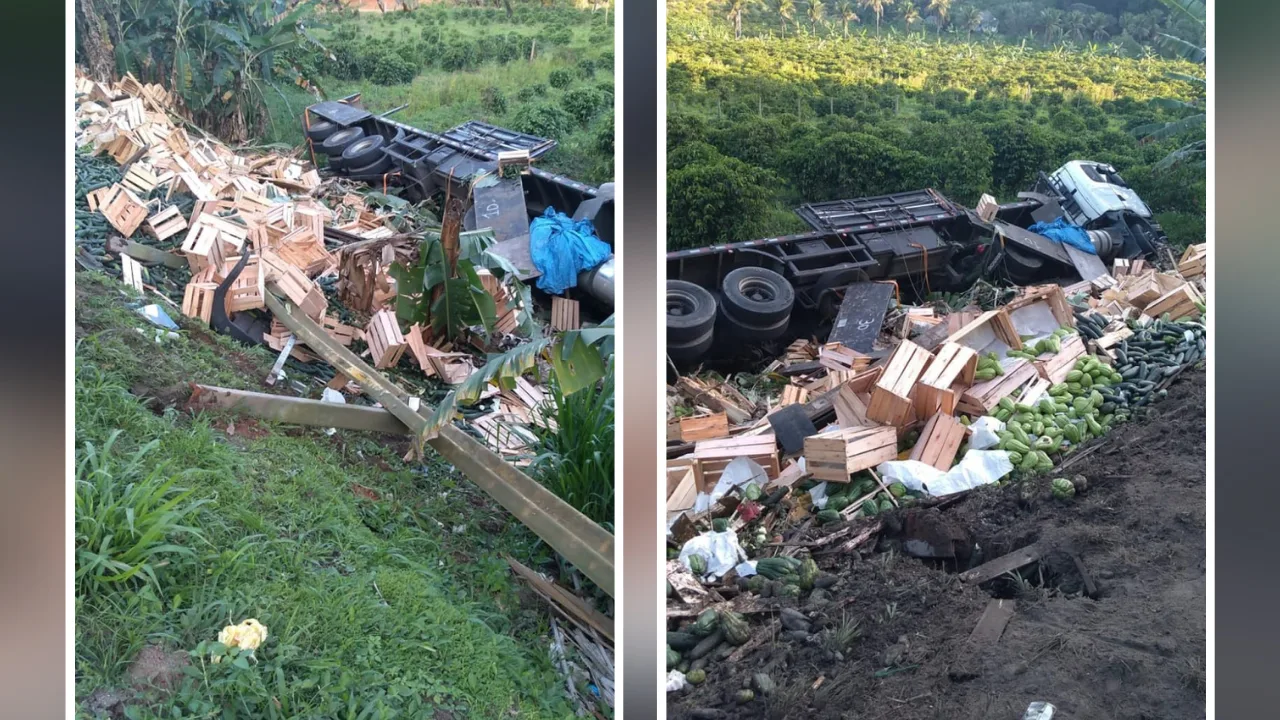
[877,450,1014,497]
[678,530,749,581]
[808,481,831,509]
[693,456,767,513]
[666,670,687,692]
[968,416,1006,450]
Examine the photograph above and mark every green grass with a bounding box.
[263,7,614,185]
[75,272,573,718]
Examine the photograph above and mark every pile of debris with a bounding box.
[74,69,613,716]
[663,245,1207,695]
[73,68,592,464]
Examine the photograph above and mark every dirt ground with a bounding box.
[670,371,1206,720]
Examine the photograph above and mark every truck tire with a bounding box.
[667,280,717,344]
[341,135,388,168]
[721,266,794,326]
[719,302,790,341]
[319,127,365,156]
[305,120,339,142]
[668,326,714,364]
[347,152,394,177]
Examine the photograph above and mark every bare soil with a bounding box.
[670,371,1205,720]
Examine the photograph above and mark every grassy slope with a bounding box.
[75,273,572,718]
[264,9,613,184]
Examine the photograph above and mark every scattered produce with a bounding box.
[1051,477,1077,500]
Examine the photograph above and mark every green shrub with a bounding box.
[512,103,573,139]
[577,58,596,78]
[367,50,418,85]
[543,26,573,46]
[562,87,605,125]
[481,86,508,115]
[548,68,574,90]
[598,50,614,70]
[1155,211,1205,251]
[75,431,207,596]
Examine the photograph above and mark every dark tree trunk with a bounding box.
[75,0,116,82]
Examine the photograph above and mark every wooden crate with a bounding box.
[551,296,580,331]
[1005,284,1076,329]
[668,457,706,496]
[217,257,265,313]
[692,434,780,486]
[816,342,868,374]
[1032,334,1086,384]
[1143,284,1202,321]
[320,315,357,347]
[365,310,407,369]
[666,463,699,513]
[122,164,161,195]
[264,259,327,320]
[679,413,729,442]
[947,308,1023,354]
[804,426,899,482]
[833,382,872,429]
[1178,243,1207,280]
[99,184,148,237]
[779,384,809,407]
[144,205,187,241]
[181,281,218,324]
[867,340,934,427]
[976,193,998,223]
[957,358,1039,416]
[784,338,817,364]
[182,213,248,271]
[276,227,334,277]
[915,342,978,416]
[908,412,967,472]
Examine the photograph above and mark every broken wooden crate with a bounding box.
[678,413,729,442]
[804,426,899,483]
[947,307,1023,355]
[1032,333,1086,384]
[908,412,968,471]
[818,342,870,373]
[1178,243,1207,280]
[365,310,407,369]
[914,342,977,416]
[1005,283,1076,329]
[832,366,884,429]
[956,358,1039,416]
[866,340,934,427]
[181,280,218,324]
[691,434,780,486]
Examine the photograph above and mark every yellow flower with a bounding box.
[212,618,269,662]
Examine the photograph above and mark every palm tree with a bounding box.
[902,2,921,32]
[926,0,950,38]
[836,1,859,38]
[960,5,982,41]
[1040,8,1063,43]
[857,0,894,37]
[1088,14,1111,43]
[806,0,825,34]
[726,0,748,40]
[1064,10,1088,43]
[770,0,796,36]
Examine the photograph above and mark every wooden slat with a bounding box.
[679,413,729,442]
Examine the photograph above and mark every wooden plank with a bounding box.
[188,384,410,435]
[1032,334,1087,384]
[263,291,615,597]
[948,308,1023,353]
[120,254,145,292]
[833,383,871,429]
[908,412,966,471]
[506,556,614,644]
[679,413,729,442]
[551,296,581,331]
[959,544,1044,585]
[967,599,1016,646]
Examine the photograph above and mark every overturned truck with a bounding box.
[302,97,616,304]
[666,161,1167,364]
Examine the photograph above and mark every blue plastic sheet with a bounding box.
[529,207,612,294]
[1027,217,1096,255]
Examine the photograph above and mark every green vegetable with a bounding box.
[667,645,680,669]
[888,482,907,498]
[799,557,819,590]
[722,611,750,645]
[744,483,762,501]
[688,553,707,576]
[816,509,841,524]
[862,501,880,517]
[686,669,706,685]
[878,498,895,513]
[712,518,728,533]
[1052,478,1076,499]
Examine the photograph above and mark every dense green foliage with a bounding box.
[666,5,1206,250]
[267,3,615,184]
[74,273,572,718]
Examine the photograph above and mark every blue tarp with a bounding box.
[1027,217,1096,255]
[529,207,612,295]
